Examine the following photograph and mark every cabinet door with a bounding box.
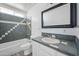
[32,40,39,56]
[38,42,56,56]
[32,40,67,56]
[38,47,50,56]
[38,42,67,56]
[54,51,68,56]
[32,40,50,56]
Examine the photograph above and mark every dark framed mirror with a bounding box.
[41,3,77,28]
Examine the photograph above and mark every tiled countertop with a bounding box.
[32,36,77,56]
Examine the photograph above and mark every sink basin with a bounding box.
[41,37,60,44]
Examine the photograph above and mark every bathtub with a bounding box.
[0,38,31,56]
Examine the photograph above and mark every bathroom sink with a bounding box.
[41,37,60,44]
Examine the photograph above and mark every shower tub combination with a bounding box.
[0,38,31,56]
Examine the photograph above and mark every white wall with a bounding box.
[0,3,26,15]
[27,3,79,38]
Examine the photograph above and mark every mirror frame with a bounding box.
[41,3,77,28]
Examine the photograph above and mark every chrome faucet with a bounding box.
[46,34,56,38]
[51,35,56,38]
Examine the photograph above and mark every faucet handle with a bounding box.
[51,35,56,38]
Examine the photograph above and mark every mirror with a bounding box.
[42,3,77,28]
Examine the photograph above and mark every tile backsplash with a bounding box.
[42,32,75,41]
[75,37,79,55]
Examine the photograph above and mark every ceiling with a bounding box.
[6,3,36,12]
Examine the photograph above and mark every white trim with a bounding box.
[0,20,26,25]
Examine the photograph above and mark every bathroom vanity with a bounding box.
[32,40,68,56]
[32,33,77,56]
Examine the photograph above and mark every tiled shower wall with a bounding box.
[0,12,31,44]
